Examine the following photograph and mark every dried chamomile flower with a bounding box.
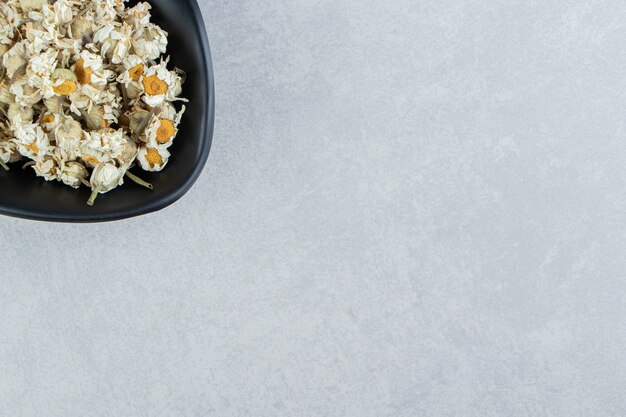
[144,104,185,147]
[83,102,119,129]
[136,145,170,172]
[87,161,125,205]
[0,0,187,205]
[117,54,144,85]
[32,155,59,181]
[4,41,29,79]
[79,128,126,166]
[74,50,113,87]
[40,112,60,134]
[141,60,185,107]
[26,52,59,99]
[116,135,138,167]
[11,75,44,107]
[13,122,51,160]
[27,49,58,81]
[0,140,22,170]
[116,55,146,101]
[59,160,89,188]
[94,0,126,23]
[74,56,94,85]
[94,23,132,65]
[51,68,78,95]
[54,115,82,158]
[69,83,121,117]
[132,23,167,61]
[81,105,108,131]
[124,2,151,28]
[70,17,94,42]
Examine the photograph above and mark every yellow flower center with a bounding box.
[41,114,55,124]
[145,148,163,167]
[27,144,39,154]
[82,155,99,165]
[75,59,92,84]
[53,80,77,95]
[129,64,144,82]
[40,114,55,132]
[156,119,175,143]
[143,74,168,96]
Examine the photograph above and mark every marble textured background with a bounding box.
[2,0,626,415]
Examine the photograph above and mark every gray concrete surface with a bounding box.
[2,0,626,415]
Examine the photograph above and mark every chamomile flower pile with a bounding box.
[0,0,187,205]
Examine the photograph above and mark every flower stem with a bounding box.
[126,171,153,190]
[87,190,99,206]
[0,160,9,171]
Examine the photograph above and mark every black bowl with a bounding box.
[0,0,215,222]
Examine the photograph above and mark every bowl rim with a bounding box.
[0,0,215,223]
